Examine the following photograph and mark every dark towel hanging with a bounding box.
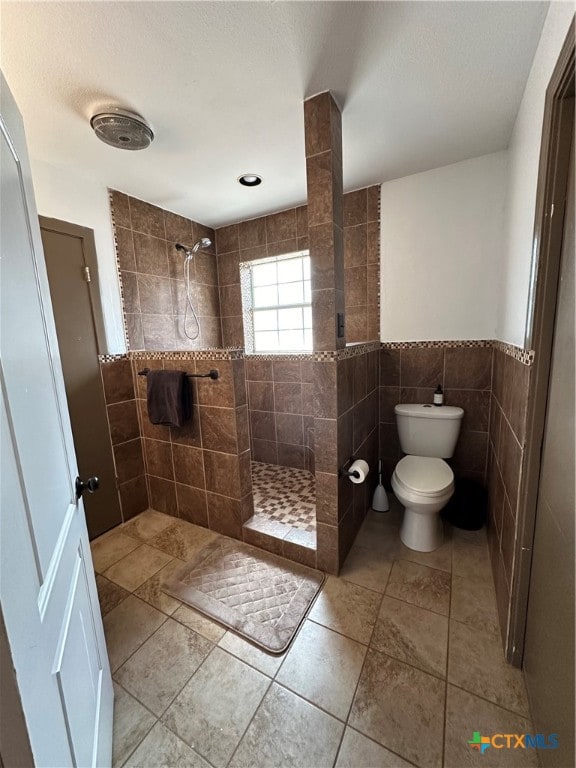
[146,370,191,428]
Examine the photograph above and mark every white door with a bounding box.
[0,73,113,767]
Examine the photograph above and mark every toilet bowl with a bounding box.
[391,455,454,552]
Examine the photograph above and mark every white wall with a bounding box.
[30,157,126,354]
[499,2,575,347]
[379,151,508,342]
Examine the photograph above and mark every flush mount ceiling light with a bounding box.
[238,174,262,187]
[90,108,154,150]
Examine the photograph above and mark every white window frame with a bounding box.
[239,250,312,353]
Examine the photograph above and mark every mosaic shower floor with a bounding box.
[246,461,316,547]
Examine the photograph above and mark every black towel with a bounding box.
[146,370,191,428]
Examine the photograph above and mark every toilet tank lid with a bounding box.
[394,404,464,420]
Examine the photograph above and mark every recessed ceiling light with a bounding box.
[238,174,262,187]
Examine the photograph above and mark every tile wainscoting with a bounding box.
[98,339,533,604]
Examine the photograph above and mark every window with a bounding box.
[240,251,312,353]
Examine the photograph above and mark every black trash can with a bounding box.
[442,477,487,530]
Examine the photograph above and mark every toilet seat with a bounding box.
[393,456,453,497]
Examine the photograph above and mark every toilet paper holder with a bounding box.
[340,457,360,479]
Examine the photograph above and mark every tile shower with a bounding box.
[104,138,384,572]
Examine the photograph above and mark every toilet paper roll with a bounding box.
[348,459,369,484]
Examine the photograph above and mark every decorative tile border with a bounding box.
[99,353,129,363]
[108,189,133,353]
[100,339,534,366]
[380,339,493,350]
[245,352,314,362]
[380,339,534,365]
[99,348,244,363]
[493,340,535,366]
[312,340,381,361]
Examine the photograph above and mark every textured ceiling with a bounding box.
[1,1,548,227]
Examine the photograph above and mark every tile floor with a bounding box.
[251,461,316,533]
[92,503,535,768]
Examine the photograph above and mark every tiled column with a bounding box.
[304,91,345,351]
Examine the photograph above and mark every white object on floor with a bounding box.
[372,459,389,512]
[392,404,463,552]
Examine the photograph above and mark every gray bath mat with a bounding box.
[162,537,324,654]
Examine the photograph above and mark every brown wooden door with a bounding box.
[40,218,122,538]
[523,120,574,768]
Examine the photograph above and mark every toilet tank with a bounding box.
[395,404,464,458]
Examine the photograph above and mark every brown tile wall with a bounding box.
[245,358,315,472]
[305,91,345,351]
[486,348,531,648]
[215,207,309,348]
[315,348,380,573]
[132,357,250,541]
[100,358,148,521]
[343,187,381,342]
[214,188,380,349]
[378,346,493,488]
[110,190,221,351]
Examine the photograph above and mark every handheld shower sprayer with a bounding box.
[176,237,212,260]
[177,237,213,340]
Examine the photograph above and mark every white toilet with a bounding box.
[391,403,464,552]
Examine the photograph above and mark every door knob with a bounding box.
[75,476,100,499]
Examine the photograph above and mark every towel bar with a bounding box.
[138,367,219,380]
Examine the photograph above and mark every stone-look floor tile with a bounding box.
[339,545,393,593]
[163,647,269,767]
[149,520,218,561]
[335,727,413,768]
[444,685,538,768]
[276,620,366,719]
[229,683,343,768]
[172,604,227,643]
[371,596,448,678]
[451,573,500,636]
[398,535,453,573]
[122,509,175,542]
[308,576,382,644]
[115,618,213,716]
[385,560,451,616]
[112,682,156,768]
[96,575,129,616]
[218,631,285,678]
[134,559,183,615]
[103,544,173,592]
[452,533,493,581]
[448,620,530,716]
[104,596,166,672]
[349,648,445,768]
[91,530,140,573]
[124,721,211,768]
[453,527,488,547]
[352,513,403,558]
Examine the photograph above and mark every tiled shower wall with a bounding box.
[100,358,148,521]
[110,190,221,350]
[215,207,309,348]
[313,346,380,573]
[378,344,493,487]
[214,186,380,348]
[132,356,251,540]
[245,357,315,472]
[487,346,532,648]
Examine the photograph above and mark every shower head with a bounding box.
[175,238,212,260]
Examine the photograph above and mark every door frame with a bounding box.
[39,216,108,356]
[509,17,575,667]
